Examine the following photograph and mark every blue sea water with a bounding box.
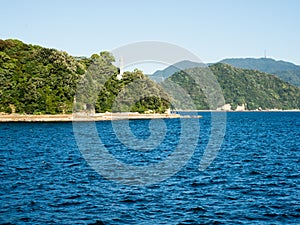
[0,112,299,224]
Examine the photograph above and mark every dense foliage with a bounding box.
[95,69,170,113]
[168,63,300,110]
[0,39,170,114]
[0,39,84,114]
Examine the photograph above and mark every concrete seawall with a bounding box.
[0,113,181,122]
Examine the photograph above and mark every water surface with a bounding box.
[0,112,299,224]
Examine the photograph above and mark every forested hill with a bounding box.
[167,63,300,110]
[1,39,299,113]
[0,39,169,114]
[219,58,300,87]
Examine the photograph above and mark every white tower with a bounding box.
[264,49,267,58]
[117,56,124,80]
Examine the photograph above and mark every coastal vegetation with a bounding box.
[0,39,83,114]
[0,39,169,114]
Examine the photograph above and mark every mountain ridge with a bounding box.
[218,57,300,86]
[150,57,300,87]
[150,60,205,81]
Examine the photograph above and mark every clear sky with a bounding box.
[1,0,300,72]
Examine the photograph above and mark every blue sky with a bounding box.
[1,0,300,72]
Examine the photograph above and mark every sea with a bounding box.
[0,112,299,224]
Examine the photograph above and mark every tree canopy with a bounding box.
[0,39,170,114]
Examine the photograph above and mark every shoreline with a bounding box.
[0,112,181,122]
[0,110,299,122]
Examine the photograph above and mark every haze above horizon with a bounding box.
[1,0,300,73]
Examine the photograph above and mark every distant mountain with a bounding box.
[218,58,300,87]
[150,60,205,81]
[166,63,300,110]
